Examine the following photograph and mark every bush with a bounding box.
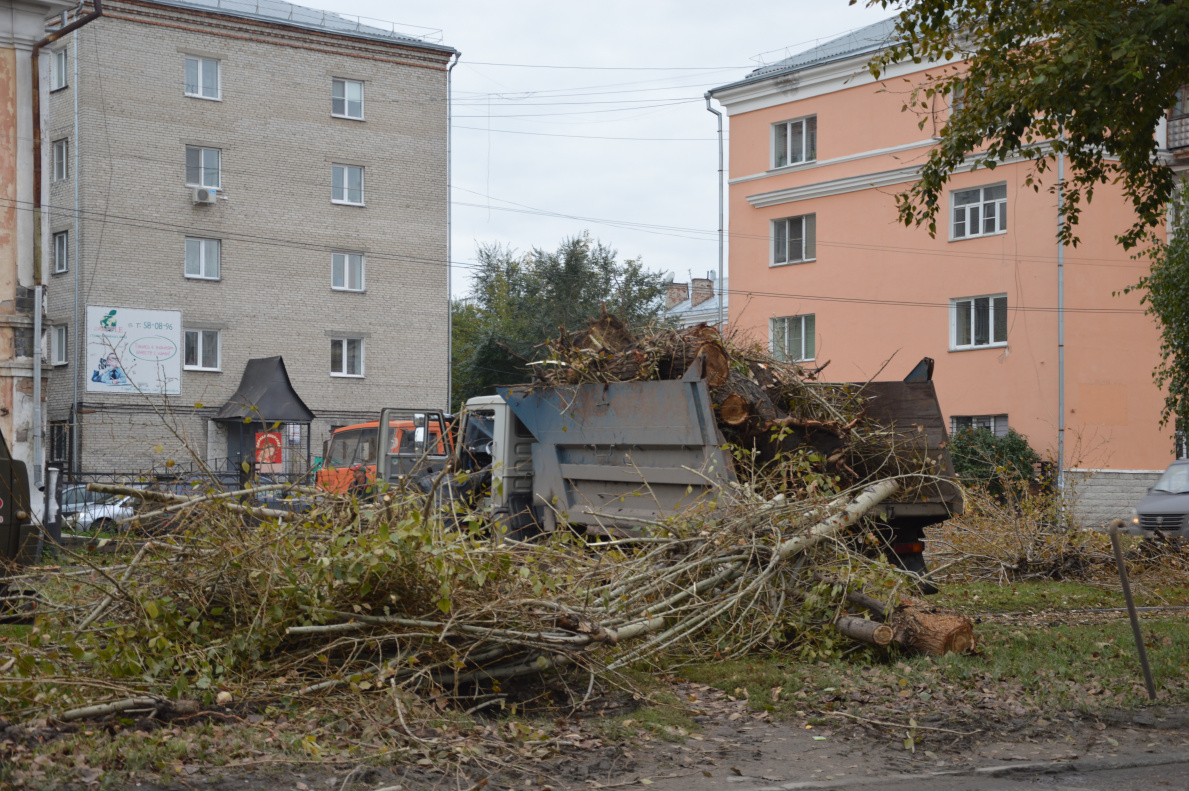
[948,427,1041,497]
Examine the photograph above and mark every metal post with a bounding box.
[446,51,461,411]
[32,286,42,487]
[1057,139,1066,494]
[705,93,724,331]
[72,28,80,480]
[1109,521,1157,700]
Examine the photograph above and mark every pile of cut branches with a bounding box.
[1,474,952,724]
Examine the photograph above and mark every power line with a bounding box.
[10,195,1146,317]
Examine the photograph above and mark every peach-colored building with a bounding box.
[709,20,1174,524]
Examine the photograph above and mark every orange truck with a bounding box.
[316,414,451,493]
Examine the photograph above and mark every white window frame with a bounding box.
[51,324,68,366]
[50,48,68,91]
[331,252,365,291]
[185,237,221,280]
[331,164,365,205]
[53,231,69,274]
[772,115,817,169]
[771,213,816,266]
[951,183,1007,240]
[951,414,1009,438]
[183,329,221,371]
[950,293,1008,351]
[184,55,221,100]
[332,78,364,120]
[330,337,364,377]
[185,146,221,189]
[770,314,815,362]
[52,139,68,181]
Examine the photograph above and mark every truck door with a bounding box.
[376,409,450,488]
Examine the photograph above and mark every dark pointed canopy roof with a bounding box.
[213,356,315,423]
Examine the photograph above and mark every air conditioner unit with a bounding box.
[192,187,217,205]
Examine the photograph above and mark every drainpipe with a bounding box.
[1057,133,1066,495]
[446,50,460,411]
[705,93,724,330]
[32,286,42,487]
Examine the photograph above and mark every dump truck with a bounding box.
[369,356,962,580]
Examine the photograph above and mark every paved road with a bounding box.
[723,755,1189,791]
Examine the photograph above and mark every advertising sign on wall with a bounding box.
[85,306,183,395]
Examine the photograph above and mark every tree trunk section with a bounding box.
[835,615,894,647]
[890,604,975,655]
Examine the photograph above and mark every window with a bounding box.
[332,253,364,291]
[332,78,364,119]
[770,314,815,362]
[184,329,220,371]
[185,238,220,280]
[773,116,817,168]
[52,139,68,181]
[332,165,364,205]
[51,325,68,366]
[1173,88,1189,120]
[185,146,221,189]
[951,294,1008,349]
[952,183,1007,239]
[330,337,363,376]
[50,48,68,91]
[772,214,816,265]
[184,56,220,99]
[53,231,68,274]
[951,414,1009,438]
[48,420,72,465]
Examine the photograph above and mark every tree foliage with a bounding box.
[948,427,1041,497]
[1124,190,1189,428]
[859,0,1189,248]
[451,233,668,409]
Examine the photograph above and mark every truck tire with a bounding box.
[894,551,939,595]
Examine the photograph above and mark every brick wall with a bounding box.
[1065,469,1165,529]
[44,2,453,473]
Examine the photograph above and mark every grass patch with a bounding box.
[933,579,1189,613]
[681,616,1189,721]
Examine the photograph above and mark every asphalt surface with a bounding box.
[720,754,1189,790]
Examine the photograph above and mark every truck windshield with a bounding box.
[326,427,378,467]
[1153,464,1189,494]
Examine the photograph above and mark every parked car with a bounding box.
[1128,460,1189,537]
[65,494,136,535]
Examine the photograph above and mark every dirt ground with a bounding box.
[36,679,1179,791]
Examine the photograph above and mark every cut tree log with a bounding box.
[718,393,753,426]
[890,602,976,655]
[834,614,894,647]
[713,371,783,424]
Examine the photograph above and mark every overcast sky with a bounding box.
[321,0,894,296]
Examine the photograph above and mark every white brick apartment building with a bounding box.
[42,0,456,475]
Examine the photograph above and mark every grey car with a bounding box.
[1128,460,1189,538]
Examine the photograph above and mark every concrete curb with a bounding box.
[727,752,1189,790]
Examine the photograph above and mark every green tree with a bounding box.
[451,233,668,409]
[948,427,1042,497]
[859,0,1189,249]
[1123,189,1189,428]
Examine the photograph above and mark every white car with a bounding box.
[66,494,135,535]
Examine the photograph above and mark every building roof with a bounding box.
[149,0,456,53]
[710,17,898,94]
[666,278,729,329]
